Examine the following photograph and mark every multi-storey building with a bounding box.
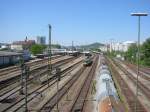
[37,36,46,45]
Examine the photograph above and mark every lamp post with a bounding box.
[47,24,52,87]
[131,12,148,112]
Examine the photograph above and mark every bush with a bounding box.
[30,44,46,55]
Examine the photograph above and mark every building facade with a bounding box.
[109,41,136,52]
[99,44,109,52]
[11,39,35,50]
[37,36,46,45]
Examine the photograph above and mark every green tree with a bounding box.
[90,48,101,52]
[141,38,150,66]
[30,44,46,55]
[124,43,137,63]
[107,50,116,58]
[51,44,61,49]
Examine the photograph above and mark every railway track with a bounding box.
[40,55,98,112]
[118,59,150,81]
[0,55,65,81]
[141,66,150,74]
[0,56,77,102]
[114,59,150,82]
[39,63,85,111]
[70,55,98,112]
[0,55,61,76]
[123,61,150,80]
[121,60,150,75]
[0,57,83,112]
[0,56,72,90]
[107,57,147,112]
[113,59,150,101]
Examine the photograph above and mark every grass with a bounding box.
[106,56,130,112]
[91,79,97,95]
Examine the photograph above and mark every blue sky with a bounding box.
[0,0,150,45]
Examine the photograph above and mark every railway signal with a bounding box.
[56,67,61,81]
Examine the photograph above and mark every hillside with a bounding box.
[79,42,104,49]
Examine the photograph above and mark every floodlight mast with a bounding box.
[131,12,148,112]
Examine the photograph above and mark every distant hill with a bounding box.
[79,42,104,50]
[62,42,104,50]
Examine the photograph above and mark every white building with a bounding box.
[122,41,136,52]
[110,41,136,52]
[0,43,10,50]
[99,45,108,52]
[11,44,23,50]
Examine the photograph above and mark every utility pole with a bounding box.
[19,55,29,111]
[24,65,30,112]
[56,67,61,112]
[20,55,25,95]
[72,41,74,53]
[47,24,52,87]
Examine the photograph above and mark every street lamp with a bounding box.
[47,24,52,87]
[131,12,148,112]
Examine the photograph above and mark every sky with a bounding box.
[0,0,150,45]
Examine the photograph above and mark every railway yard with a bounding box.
[0,53,150,112]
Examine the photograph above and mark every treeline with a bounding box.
[125,38,150,66]
[30,44,61,55]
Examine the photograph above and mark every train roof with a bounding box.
[98,96,125,112]
[99,65,108,70]
[99,69,110,75]
[67,51,79,53]
[0,51,22,57]
[96,73,118,102]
